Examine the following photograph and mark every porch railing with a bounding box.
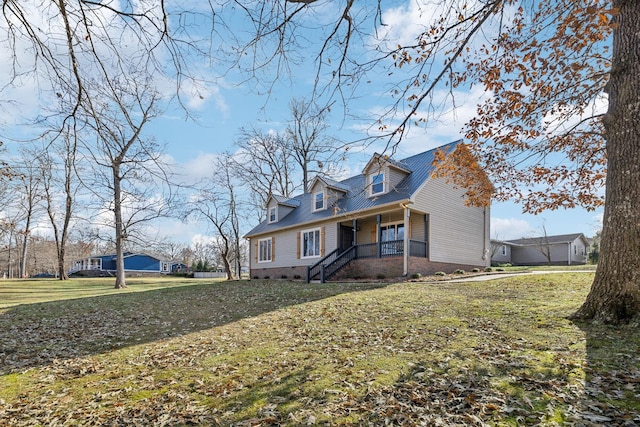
[307,248,340,282]
[306,239,428,283]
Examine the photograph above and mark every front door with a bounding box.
[339,225,354,252]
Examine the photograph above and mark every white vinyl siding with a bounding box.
[250,223,336,269]
[388,167,409,191]
[411,177,489,267]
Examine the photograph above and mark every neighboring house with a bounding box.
[72,252,173,275]
[244,141,491,282]
[491,233,590,266]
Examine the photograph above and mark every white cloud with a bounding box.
[191,233,216,246]
[491,217,536,241]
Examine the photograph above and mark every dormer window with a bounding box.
[371,173,384,195]
[313,190,325,211]
[268,206,277,223]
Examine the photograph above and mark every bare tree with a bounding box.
[532,225,553,266]
[0,2,213,134]
[187,155,245,280]
[80,79,175,289]
[38,129,80,280]
[286,98,345,192]
[2,159,44,278]
[231,127,299,220]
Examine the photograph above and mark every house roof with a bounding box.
[85,252,163,261]
[362,152,412,175]
[310,175,350,193]
[245,141,462,238]
[269,194,301,207]
[499,233,588,247]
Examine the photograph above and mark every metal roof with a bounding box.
[502,233,587,246]
[245,141,462,237]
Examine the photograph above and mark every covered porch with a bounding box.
[308,206,430,282]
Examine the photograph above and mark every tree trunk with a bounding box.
[573,0,640,324]
[113,164,127,289]
[19,230,29,278]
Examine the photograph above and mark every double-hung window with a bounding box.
[314,191,325,211]
[371,173,384,195]
[302,228,321,258]
[501,245,507,256]
[258,238,272,262]
[268,207,276,223]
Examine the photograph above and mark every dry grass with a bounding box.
[0,274,638,426]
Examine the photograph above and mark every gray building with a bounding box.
[491,233,589,266]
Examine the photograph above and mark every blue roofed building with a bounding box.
[72,252,173,276]
[244,141,492,282]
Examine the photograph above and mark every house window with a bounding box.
[380,223,404,255]
[268,207,276,223]
[574,244,577,255]
[258,238,272,262]
[371,173,384,195]
[302,228,321,258]
[501,245,507,256]
[314,191,325,211]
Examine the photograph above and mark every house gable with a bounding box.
[362,153,412,198]
[266,194,300,223]
[308,176,348,213]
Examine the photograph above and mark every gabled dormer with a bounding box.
[362,153,411,197]
[308,176,349,213]
[265,194,300,223]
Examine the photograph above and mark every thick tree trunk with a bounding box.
[573,0,640,324]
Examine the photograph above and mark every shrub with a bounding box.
[280,274,288,279]
[454,269,465,275]
[253,276,259,279]
[484,267,493,272]
[434,271,446,276]
[496,268,504,272]
[376,273,386,279]
[471,268,480,273]
[293,274,301,279]
[264,276,270,279]
[411,272,422,279]
[499,263,512,267]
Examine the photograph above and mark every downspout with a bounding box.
[483,207,489,267]
[246,237,252,278]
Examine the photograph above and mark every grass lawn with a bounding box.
[0,274,638,426]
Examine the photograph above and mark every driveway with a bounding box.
[441,269,595,283]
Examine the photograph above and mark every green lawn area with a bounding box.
[0,274,638,426]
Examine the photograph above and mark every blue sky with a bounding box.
[1,1,604,245]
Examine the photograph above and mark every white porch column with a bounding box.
[403,204,410,276]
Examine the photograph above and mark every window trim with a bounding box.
[258,238,272,263]
[313,190,325,211]
[370,172,385,195]
[268,206,277,223]
[301,227,322,259]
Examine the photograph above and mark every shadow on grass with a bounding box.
[571,320,640,425]
[0,280,388,375]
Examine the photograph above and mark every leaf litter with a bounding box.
[0,274,638,426]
